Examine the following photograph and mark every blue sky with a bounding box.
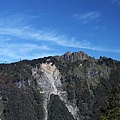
[0,0,120,63]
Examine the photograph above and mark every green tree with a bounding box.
[100,85,120,120]
[48,94,74,120]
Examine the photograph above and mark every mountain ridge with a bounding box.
[54,51,88,62]
[0,51,120,120]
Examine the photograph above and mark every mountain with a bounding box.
[0,51,120,120]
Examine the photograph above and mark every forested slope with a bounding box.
[0,51,120,120]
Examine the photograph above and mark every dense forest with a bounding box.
[0,52,120,120]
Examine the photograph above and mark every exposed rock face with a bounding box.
[32,63,80,120]
[55,51,88,62]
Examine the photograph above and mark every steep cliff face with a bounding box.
[32,62,79,120]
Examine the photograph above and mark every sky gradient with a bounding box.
[0,0,120,63]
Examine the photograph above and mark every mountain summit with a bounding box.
[55,51,88,62]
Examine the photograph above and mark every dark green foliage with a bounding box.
[2,88,44,120]
[48,94,74,120]
[98,57,116,67]
[0,60,45,120]
[100,85,120,120]
[109,70,120,87]
[116,61,120,70]
[1,87,45,120]
[100,77,112,91]
[53,56,120,119]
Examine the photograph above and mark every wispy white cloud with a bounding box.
[90,25,106,31]
[0,12,119,63]
[111,0,120,4]
[72,11,101,24]
[0,13,92,50]
[0,41,51,62]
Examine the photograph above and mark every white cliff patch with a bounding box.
[41,63,58,94]
[32,62,80,120]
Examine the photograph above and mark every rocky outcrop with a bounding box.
[32,63,80,120]
[55,51,88,62]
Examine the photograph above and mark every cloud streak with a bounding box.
[111,0,120,4]
[0,12,120,63]
[0,13,92,50]
[0,26,104,52]
[0,41,51,62]
[72,11,101,24]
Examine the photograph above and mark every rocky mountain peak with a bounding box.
[55,51,88,62]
